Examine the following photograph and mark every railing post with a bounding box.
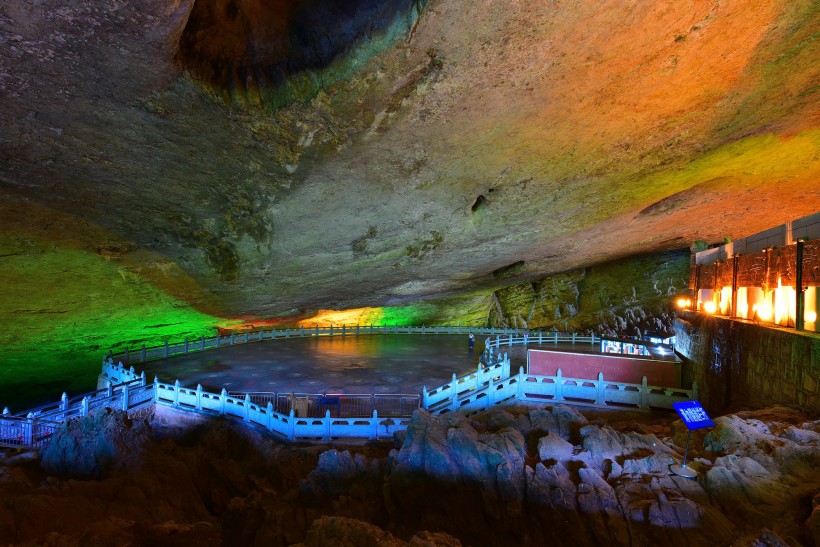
[450,373,458,411]
[25,416,34,447]
[140,371,146,387]
[122,383,130,411]
[357,324,360,335]
[173,380,180,407]
[329,325,334,336]
[244,394,251,422]
[184,338,189,353]
[323,410,331,441]
[371,410,379,440]
[220,388,228,414]
[572,332,577,344]
[517,366,525,399]
[199,336,204,351]
[259,330,264,342]
[556,369,563,401]
[196,384,203,410]
[231,333,235,345]
[476,363,483,390]
[370,324,373,334]
[692,382,698,401]
[106,383,113,398]
[154,377,160,402]
[164,340,169,358]
[301,326,305,337]
[640,376,649,409]
[61,392,69,412]
[80,397,89,417]
[288,408,295,440]
[509,335,513,347]
[596,372,605,406]
[124,347,129,362]
[286,328,290,338]
[244,331,249,343]
[488,375,494,408]
[590,333,596,345]
[422,386,428,409]
[141,344,147,362]
[554,332,558,344]
[216,334,221,348]
[342,324,346,336]
[316,324,320,337]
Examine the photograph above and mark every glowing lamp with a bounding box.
[806,311,817,323]
[703,301,717,314]
[676,298,688,309]
[757,304,772,321]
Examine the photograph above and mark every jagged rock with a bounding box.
[574,424,675,474]
[40,408,151,478]
[732,528,791,547]
[525,462,577,510]
[537,432,574,462]
[298,516,404,547]
[295,516,464,547]
[807,492,820,547]
[528,405,588,440]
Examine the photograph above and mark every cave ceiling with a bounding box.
[1,0,818,319]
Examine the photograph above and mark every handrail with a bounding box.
[3,327,694,450]
[109,324,523,366]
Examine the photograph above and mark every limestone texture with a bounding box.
[3,404,818,545]
[0,0,818,328]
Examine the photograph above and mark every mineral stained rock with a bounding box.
[1,405,819,545]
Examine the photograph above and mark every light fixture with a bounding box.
[806,311,818,323]
[703,301,717,314]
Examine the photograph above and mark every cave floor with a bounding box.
[137,335,612,397]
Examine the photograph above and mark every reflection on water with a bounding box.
[141,334,484,396]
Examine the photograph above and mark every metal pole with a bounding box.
[682,429,691,468]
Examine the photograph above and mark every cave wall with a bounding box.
[488,249,690,336]
[674,313,820,417]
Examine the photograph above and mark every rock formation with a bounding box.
[1,404,818,545]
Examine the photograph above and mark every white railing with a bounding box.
[433,366,696,417]
[110,324,521,366]
[228,392,420,418]
[153,380,409,441]
[4,330,695,450]
[1,363,154,449]
[423,353,511,411]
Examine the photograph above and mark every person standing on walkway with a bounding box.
[468,332,475,349]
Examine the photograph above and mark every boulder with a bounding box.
[40,409,151,478]
[537,432,574,462]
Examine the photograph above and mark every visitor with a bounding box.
[523,332,529,345]
[468,332,475,349]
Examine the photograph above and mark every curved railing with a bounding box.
[109,324,522,366]
[2,328,693,449]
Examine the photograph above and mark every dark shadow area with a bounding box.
[178,0,422,104]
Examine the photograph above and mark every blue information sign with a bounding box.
[673,401,714,430]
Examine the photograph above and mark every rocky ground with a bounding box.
[0,404,818,546]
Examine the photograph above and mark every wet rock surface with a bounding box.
[0,404,818,545]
